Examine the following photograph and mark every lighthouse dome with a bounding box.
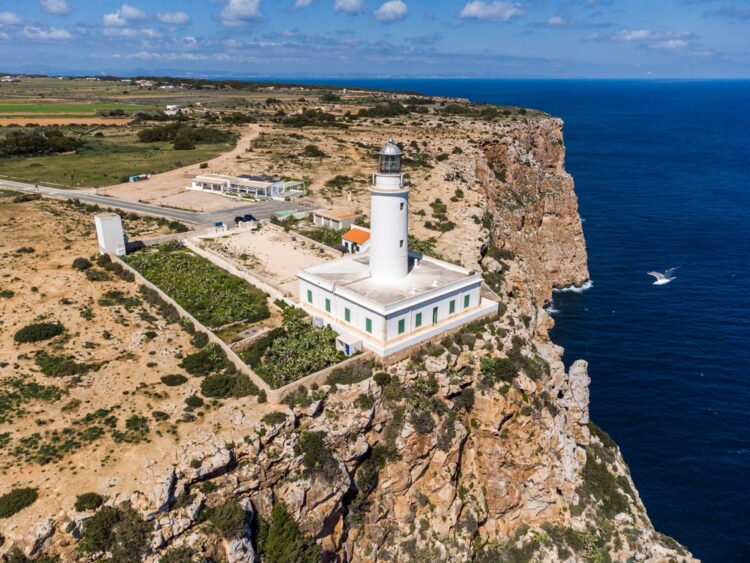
[379,139,402,156]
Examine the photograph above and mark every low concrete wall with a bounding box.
[113,252,373,403]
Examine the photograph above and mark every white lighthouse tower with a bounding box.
[369,139,410,282]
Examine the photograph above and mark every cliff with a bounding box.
[0,117,694,562]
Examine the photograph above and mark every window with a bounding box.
[415,312,422,328]
[307,289,313,304]
[464,294,470,308]
[449,300,456,314]
[325,298,331,313]
[345,308,351,322]
[398,319,405,334]
[432,306,438,324]
[399,240,404,248]
[400,202,404,211]
[366,318,373,333]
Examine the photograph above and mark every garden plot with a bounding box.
[201,224,334,299]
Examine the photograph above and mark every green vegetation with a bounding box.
[160,374,187,386]
[13,322,64,344]
[297,225,342,248]
[326,360,373,386]
[295,431,339,479]
[0,487,38,518]
[180,343,230,375]
[74,492,104,512]
[34,351,93,377]
[0,378,62,424]
[239,319,344,388]
[126,245,269,328]
[261,411,288,426]
[79,504,150,562]
[137,123,236,150]
[200,372,259,399]
[0,131,230,188]
[0,129,82,158]
[207,499,246,539]
[0,102,147,115]
[72,257,93,271]
[256,503,321,563]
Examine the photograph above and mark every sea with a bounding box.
[265,77,749,561]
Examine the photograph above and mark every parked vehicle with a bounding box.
[243,214,257,222]
[234,216,245,224]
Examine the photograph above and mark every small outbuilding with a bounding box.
[94,213,127,256]
[341,226,370,253]
[312,208,359,231]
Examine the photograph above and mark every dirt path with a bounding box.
[87,124,263,212]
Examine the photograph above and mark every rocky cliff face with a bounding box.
[0,118,695,562]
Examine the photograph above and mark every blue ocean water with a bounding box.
[274,78,750,561]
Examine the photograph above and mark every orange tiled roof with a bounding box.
[342,227,370,244]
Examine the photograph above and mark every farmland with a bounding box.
[0,131,231,187]
[125,243,270,328]
[0,102,150,117]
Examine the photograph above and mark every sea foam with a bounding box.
[553,280,593,294]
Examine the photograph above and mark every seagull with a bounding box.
[647,267,680,285]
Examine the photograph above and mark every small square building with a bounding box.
[297,140,497,357]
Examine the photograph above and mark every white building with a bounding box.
[341,226,370,253]
[94,213,127,256]
[311,208,359,231]
[297,140,497,357]
[190,173,304,200]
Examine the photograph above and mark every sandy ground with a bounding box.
[0,117,133,126]
[91,124,262,212]
[203,224,334,299]
[0,196,276,534]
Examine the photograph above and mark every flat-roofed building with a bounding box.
[312,208,359,231]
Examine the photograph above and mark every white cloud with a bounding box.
[0,11,22,25]
[103,4,146,27]
[157,12,190,25]
[23,25,72,40]
[220,0,261,26]
[41,0,71,15]
[547,15,566,26]
[294,0,314,7]
[103,27,160,38]
[614,29,651,41]
[374,0,408,22]
[335,0,364,14]
[651,39,689,50]
[459,1,524,22]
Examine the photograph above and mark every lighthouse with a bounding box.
[369,139,410,282]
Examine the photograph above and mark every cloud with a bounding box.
[459,1,524,22]
[547,15,566,26]
[220,0,261,26]
[103,27,161,38]
[157,12,191,25]
[613,29,652,41]
[335,0,364,14]
[703,6,750,20]
[0,11,22,26]
[41,0,71,15]
[294,0,314,7]
[374,0,408,22]
[23,25,73,40]
[651,39,689,50]
[104,4,147,27]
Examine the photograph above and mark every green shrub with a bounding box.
[34,351,90,377]
[184,395,203,408]
[201,374,236,398]
[410,410,435,434]
[160,374,187,386]
[373,372,391,387]
[453,387,475,411]
[191,331,209,349]
[79,505,149,562]
[159,547,197,563]
[256,503,321,563]
[354,393,375,410]
[14,322,64,344]
[152,411,169,421]
[326,360,373,386]
[180,343,229,375]
[208,499,246,539]
[72,257,93,271]
[75,492,104,512]
[0,487,38,518]
[295,431,338,479]
[85,269,109,282]
[262,411,288,426]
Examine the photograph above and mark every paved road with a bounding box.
[0,179,313,226]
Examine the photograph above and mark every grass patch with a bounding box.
[126,245,269,328]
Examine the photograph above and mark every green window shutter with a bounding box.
[415,312,422,327]
[464,294,470,308]
[432,307,438,324]
[398,319,405,334]
[325,298,331,313]
[449,300,456,314]
[345,308,351,322]
[366,318,372,333]
[307,289,313,303]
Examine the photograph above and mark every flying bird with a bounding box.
[647,266,680,285]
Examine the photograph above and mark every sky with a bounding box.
[0,0,748,78]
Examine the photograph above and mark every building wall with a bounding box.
[299,277,485,353]
[369,188,409,281]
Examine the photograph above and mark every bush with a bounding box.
[326,360,373,386]
[75,492,104,512]
[301,144,326,158]
[160,374,188,386]
[14,322,65,344]
[0,488,38,518]
[373,371,391,387]
[72,257,93,271]
[410,410,435,434]
[191,331,209,349]
[85,269,109,282]
[79,505,150,561]
[262,411,288,426]
[159,547,196,563]
[180,343,229,375]
[295,431,338,479]
[184,395,203,408]
[453,387,475,411]
[209,499,246,539]
[34,351,90,377]
[256,503,321,563]
[354,393,375,410]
